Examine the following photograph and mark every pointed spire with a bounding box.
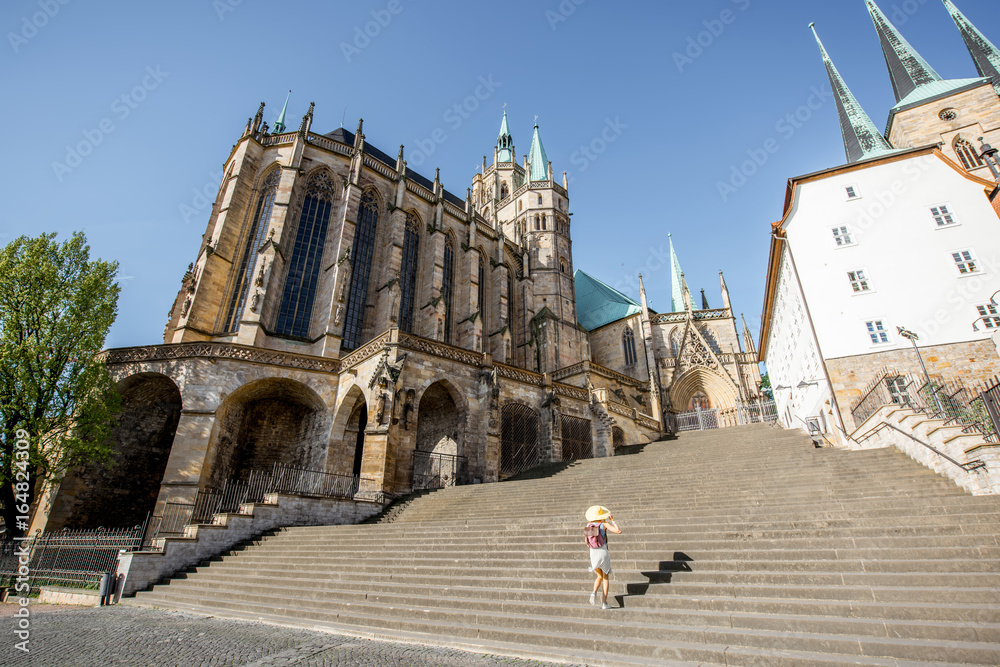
[864,0,941,103]
[741,313,758,357]
[298,101,314,135]
[700,289,710,311]
[719,270,732,310]
[496,111,513,163]
[528,123,549,181]
[942,0,1000,96]
[668,234,688,313]
[274,90,290,134]
[810,23,895,163]
[396,145,405,173]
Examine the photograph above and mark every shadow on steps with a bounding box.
[616,551,694,608]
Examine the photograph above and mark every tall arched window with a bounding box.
[500,181,509,199]
[541,214,546,230]
[275,170,337,337]
[700,326,722,354]
[342,190,380,350]
[223,168,280,332]
[477,252,486,321]
[442,235,455,344]
[537,194,542,205]
[622,325,637,366]
[669,328,682,357]
[398,212,420,333]
[954,137,984,170]
[506,266,517,363]
[534,215,540,230]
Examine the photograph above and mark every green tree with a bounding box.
[759,373,773,400]
[0,232,121,537]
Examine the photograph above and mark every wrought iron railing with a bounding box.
[412,451,467,490]
[719,400,779,427]
[0,523,146,593]
[850,369,914,426]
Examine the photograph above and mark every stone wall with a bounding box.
[826,338,1000,431]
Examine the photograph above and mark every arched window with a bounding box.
[700,326,722,354]
[398,212,420,333]
[669,328,682,357]
[541,214,546,230]
[954,137,984,170]
[341,190,380,350]
[223,168,279,332]
[500,181,509,199]
[534,214,540,230]
[442,235,455,344]
[537,194,542,205]
[477,252,486,322]
[559,258,567,274]
[276,170,337,337]
[506,266,517,363]
[622,325,637,366]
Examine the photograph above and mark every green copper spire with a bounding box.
[528,123,549,181]
[669,234,688,313]
[274,90,290,134]
[864,0,941,103]
[942,0,1000,96]
[496,111,513,163]
[811,23,895,163]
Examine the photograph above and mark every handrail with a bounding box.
[859,421,986,472]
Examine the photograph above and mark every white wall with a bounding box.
[784,153,1000,360]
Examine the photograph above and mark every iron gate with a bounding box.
[676,407,719,432]
[500,403,539,478]
[561,415,593,461]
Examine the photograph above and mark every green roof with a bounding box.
[528,124,549,181]
[891,77,988,112]
[574,270,642,331]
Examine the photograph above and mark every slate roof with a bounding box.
[574,270,642,331]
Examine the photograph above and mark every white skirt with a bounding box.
[589,546,612,575]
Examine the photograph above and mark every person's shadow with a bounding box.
[615,552,693,608]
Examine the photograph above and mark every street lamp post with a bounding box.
[896,326,943,414]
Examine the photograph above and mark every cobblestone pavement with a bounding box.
[1,605,592,666]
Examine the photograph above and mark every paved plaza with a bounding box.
[0,604,590,666]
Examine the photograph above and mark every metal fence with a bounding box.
[412,451,467,490]
[0,523,146,594]
[720,400,779,427]
[676,408,719,432]
[145,462,384,545]
[851,369,997,443]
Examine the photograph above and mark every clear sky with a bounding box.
[1,0,995,350]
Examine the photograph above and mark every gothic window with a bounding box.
[560,258,567,274]
[275,170,337,338]
[442,235,455,344]
[342,190,380,350]
[700,327,721,354]
[669,328,682,357]
[537,195,542,205]
[477,252,486,322]
[541,215,546,230]
[622,326,637,366]
[954,137,984,170]
[952,249,979,274]
[930,204,957,227]
[223,168,280,332]
[500,181,509,199]
[398,212,420,333]
[534,215,540,231]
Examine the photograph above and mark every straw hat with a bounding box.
[585,505,611,522]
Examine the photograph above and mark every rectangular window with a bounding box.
[848,269,872,293]
[978,303,1000,329]
[930,204,956,227]
[845,185,860,199]
[832,226,853,246]
[952,249,979,274]
[866,320,889,344]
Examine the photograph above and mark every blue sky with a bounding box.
[1,0,995,349]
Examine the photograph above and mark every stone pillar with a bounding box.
[153,410,217,508]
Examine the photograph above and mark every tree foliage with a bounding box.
[0,232,121,537]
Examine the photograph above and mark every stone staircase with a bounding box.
[125,425,1000,666]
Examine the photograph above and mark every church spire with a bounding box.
[942,0,1000,96]
[864,0,941,103]
[528,123,549,181]
[496,110,513,163]
[668,234,688,313]
[810,23,895,163]
[274,90,290,134]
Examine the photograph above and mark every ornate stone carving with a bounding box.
[101,342,341,373]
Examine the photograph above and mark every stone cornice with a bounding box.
[100,342,341,373]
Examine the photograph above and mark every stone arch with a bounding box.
[670,368,739,412]
[328,384,373,479]
[413,380,467,487]
[58,372,182,529]
[204,377,328,489]
[612,426,625,449]
[500,402,539,478]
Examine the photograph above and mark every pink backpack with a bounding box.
[584,522,606,548]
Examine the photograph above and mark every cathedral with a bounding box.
[39,102,761,531]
